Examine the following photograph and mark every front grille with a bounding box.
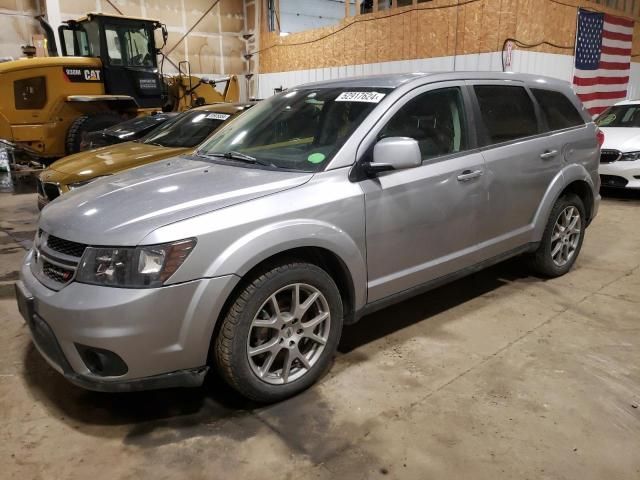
[600,174,628,188]
[42,182,60,201]
[42,260,74,283]
[32,231,85,290]
[47,235,87,258]
[600,149,621,164]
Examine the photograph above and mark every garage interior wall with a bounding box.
[255,0,640,99]
[55,0,247,76]
[0,0,42,60]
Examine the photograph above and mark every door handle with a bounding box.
[539,150,558,160]
[457,169,484,182]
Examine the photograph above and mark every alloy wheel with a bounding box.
[247,283,331,385]
[550,206,581,267]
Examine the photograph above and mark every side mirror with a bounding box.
[366,137,422,174]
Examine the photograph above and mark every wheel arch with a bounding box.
[532,165,597,240]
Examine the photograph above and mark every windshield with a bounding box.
[596,105,640,128]
[198,87,391,172]
[108,114,174,139]
[142,110,233,148]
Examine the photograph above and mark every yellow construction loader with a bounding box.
[0,12,239,161]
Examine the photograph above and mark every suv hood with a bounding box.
[39,156,313,245]
[600,127,640,152]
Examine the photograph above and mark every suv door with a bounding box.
[358,83,488,303]
[469,81,563,257]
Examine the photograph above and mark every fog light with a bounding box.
[75,344,128,376]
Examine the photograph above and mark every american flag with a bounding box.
[573,9,634,117]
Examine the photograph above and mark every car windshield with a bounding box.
[198,87,391,172]
[596,105,640,127]
[141,110,234,148]
[108,114,175,139]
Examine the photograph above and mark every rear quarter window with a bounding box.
[531,89,585,131]
[474,85,538,145]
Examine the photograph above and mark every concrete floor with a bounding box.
[1,186,639,480]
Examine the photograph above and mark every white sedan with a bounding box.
[596,100,640,190]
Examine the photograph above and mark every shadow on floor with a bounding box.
[21,257,531,444]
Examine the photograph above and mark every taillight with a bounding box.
[596,128,605,147]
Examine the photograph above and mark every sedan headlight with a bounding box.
[76,239,196,288]
[620,151,640,162]
[67,176,108,190]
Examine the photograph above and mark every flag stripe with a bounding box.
[603,14,634,28]
[600,53,631,63]
[573,75,629,86]
[602,21,634,35]
[601,45,632,56]
[575,83,631,94]
[602,37,632,49]
[577,91,628,102]
[582,98,625,109]
[589,106,609,116]
[602,30,633,42]
[598,61,630,70]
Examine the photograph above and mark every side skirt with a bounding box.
[350,242,539,324]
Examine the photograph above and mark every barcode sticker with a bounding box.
[335,91,386,103]
[206,113,231,120]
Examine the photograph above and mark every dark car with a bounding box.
[81,113,178,150]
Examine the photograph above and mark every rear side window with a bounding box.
[474,85,538,145]
[532,89,584,131]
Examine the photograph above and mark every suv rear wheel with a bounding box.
[214,261,343,402]
[529,193,586,277]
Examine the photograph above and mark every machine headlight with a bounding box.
[67,176,108,190]
[76,239,196,288]
[620,151,640,162]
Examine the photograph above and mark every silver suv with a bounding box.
[16,73,600,402]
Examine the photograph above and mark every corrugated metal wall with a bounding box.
[256,50,640,102]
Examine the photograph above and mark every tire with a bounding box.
[65,112,123,154]
[529,193,586,277]
[214,261,343,403]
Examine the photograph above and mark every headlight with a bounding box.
[76,238,196,288]
[67,176,108,190]
[620,151,640,162]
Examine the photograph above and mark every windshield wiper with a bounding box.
[203,151,275,167]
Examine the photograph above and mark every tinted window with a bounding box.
[474,85,538,144]
[379,87,467,160]
[596,105,640,127]
[532,89,584,131]
[143,110,232,148]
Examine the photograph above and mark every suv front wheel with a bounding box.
[214,261,343,402]
[530,193,586,277]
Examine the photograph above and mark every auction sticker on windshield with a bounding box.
[206,113,231,120]
[335,91,386,103]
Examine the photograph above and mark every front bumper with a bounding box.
[19,250,239,391]
[599,160,640,189]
